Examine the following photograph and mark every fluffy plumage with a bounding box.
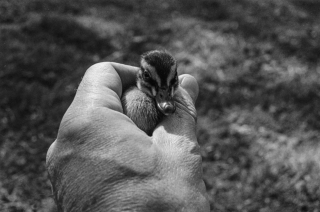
[121,50,178,135]
[122,87,162,135]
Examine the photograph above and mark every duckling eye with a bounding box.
[143,71,151,79]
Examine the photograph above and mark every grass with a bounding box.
[1,0,320,211]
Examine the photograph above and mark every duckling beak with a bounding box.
[155,88,176,115]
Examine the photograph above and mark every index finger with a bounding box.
[179,74,199,104]
[75,62,138,112]
[55,62,140,141]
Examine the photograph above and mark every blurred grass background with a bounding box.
[1,0,320,211]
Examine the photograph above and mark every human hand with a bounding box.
[46,62,209,212]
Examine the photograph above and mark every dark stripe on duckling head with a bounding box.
[141,50,177,87]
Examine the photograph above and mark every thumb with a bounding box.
[179,74,199,104]
[152,74,198,141]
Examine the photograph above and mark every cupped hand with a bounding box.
[46,62,209,212]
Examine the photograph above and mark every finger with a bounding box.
[179,74,199,104]
[57,62,141,141]
[81,62,138,101]
[74,62,138,112]
[111,62,139,92]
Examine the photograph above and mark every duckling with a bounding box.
[121,50,179,135]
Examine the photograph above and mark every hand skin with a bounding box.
[46,62,210,212]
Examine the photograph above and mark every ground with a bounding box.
[1,0,320,211]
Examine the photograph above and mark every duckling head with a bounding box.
[137,50,178,115]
